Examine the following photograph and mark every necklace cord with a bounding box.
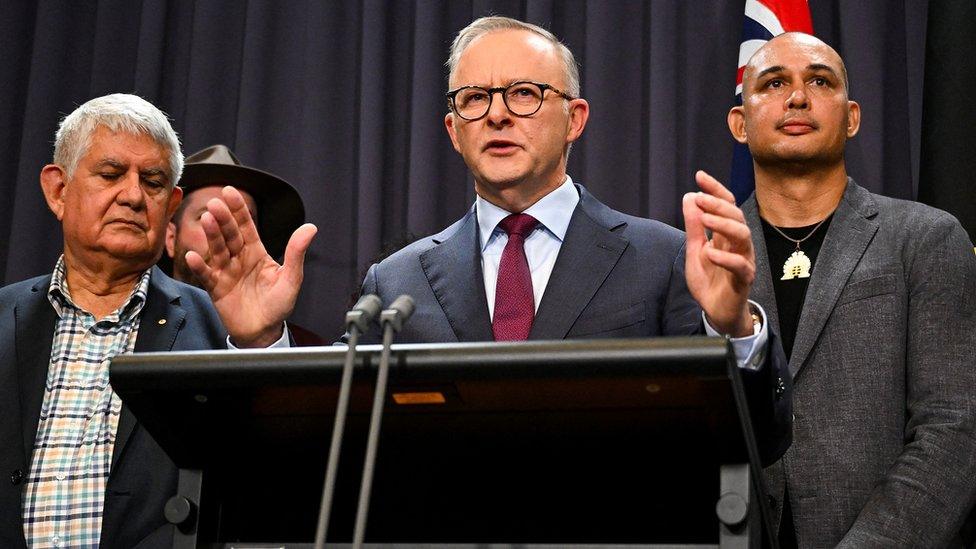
[769,216,829,249]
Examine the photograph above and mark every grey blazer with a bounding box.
[744,179,976,548]
[360,183,793,464]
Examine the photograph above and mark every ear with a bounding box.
[39,164,68,220]
[165,221,177,258]
[166,185,183,221]
[728,106,748,144]
[846,100,861,138]
[444,112,462,154]
[565,98,590,145]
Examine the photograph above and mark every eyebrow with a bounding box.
[460,78,536,89]
[92,158,127,170]
[140,167,168,178]
[807,63,840,78]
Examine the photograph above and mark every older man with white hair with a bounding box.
[0,93,315,548]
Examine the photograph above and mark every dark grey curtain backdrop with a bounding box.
[0,0,929,336]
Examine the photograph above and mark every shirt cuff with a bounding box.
[702,300,768,371]
[226,322,292,349]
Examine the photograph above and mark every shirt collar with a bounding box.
[48,255,152,322]
[476,175,580,251]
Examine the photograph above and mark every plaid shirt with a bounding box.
[22,257,150,548]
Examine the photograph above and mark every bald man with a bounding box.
[730,32,976,547]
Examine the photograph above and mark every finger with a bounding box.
[281,223,318,287]
[701,212,754,251]
[703,247,755,287]
[222,186,264,252]
[200,210,231,267]
[204,195,234,226]
[696,170,736,204]
[207,196,246,257]
[184,250,216,291]
[694,191,746,224]
[682,192,707,246]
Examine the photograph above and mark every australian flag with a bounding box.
[730,0,813,205]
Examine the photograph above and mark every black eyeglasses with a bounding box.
[445,81,575,121]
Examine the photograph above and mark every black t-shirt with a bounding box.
[761,213,833,549]
[760,214,833,361]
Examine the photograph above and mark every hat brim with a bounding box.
[179,163,305,259]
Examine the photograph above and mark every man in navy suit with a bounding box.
[364,16,761,343]
[0,94,316,548]
[355,15,791,458]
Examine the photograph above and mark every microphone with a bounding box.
[347,294,383,333]
[352,295,415,548]
[379,294,416,333]
[313,294,382,549]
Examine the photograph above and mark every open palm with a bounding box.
[185,186,317,347]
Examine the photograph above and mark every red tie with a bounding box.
[493,214,539,341]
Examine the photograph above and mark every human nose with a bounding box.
[485,89,513,127]
[116,172,146,209]
[786,86,809,110]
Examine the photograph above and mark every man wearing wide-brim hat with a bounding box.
[165,144,325,345]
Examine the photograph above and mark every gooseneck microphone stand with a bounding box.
[313,294,383,549]
[352,295,416,549]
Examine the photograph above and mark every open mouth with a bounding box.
[484,140,520,153]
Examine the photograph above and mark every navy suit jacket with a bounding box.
[0,267,227,549]
[359,184,791,462]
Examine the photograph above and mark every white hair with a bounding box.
[446,16,580,98]
[53,93,184,183]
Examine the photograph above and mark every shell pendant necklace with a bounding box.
[770,217,829,280]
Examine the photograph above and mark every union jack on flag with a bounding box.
[730,0,813,204]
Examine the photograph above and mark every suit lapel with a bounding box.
[743,196,782,338]
[112,268,186,468]
[529,187,628,340]
[420,210,494,341]
[788,180,879,378]
[15,276,57,464]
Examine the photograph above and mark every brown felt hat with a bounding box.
[179,144,305,259]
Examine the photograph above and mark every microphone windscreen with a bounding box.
[346,294,383,332]
[354,294,383,322]
[388,294,416,321]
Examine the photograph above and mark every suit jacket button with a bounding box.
[10,469,25,485]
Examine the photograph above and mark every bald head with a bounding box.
[742,33,849,100]
[727,31,860,175]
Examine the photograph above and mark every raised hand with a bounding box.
[184,186,318,347]
[682,170,755,337]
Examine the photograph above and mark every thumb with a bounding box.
[282,223,318,286]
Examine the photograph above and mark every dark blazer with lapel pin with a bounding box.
[0,267,227,549]
[360,183,792,463]
[744,179,976,547]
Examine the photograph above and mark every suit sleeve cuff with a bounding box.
[226,322,292,349]
[703,300,768,371]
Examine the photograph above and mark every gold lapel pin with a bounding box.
[158,319,167,325]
